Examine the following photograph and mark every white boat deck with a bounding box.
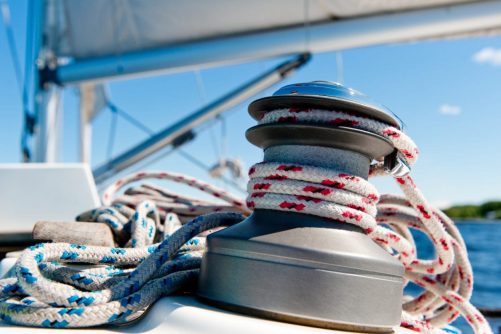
[0,294,412,334]
[0,257,413,334]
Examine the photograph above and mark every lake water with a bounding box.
[407,221,501,333]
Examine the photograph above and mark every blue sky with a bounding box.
[2,1,501,207]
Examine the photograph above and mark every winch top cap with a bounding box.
[248,81,401,129]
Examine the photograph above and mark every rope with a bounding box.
[0,107,492,334]
[0,173,247,328]
[248,108,492,334]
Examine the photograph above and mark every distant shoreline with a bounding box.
[443,201,501,221]
[453,218,501,223]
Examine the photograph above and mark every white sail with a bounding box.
[53,0,489,60]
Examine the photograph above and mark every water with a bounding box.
[406,221,501,333]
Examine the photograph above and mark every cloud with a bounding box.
[438,104,461,116]
[472,47,501,66]
[433,200,452,210]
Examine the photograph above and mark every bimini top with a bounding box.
[248,81,401,129]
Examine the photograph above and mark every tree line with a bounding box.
[443,201,501,219]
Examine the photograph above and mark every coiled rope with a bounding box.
[0,173,248,328]
[0,107,492,334]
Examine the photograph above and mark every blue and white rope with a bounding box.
[0,173,246,328]
[0,211,244,327]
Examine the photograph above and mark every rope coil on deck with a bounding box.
[0,174,247,328]
[0,108,493,334]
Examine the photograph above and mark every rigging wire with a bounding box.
[106,106,119,161]
[104,101,154,160]
[193,69,208,103]
[193,69,221,161]
[0,0,23,96]
[330,51,406,129]
[210,117,222,161]
[1,0,35,161]
[107,102,155,136]
[192,69,244,193]
[22,0,34,110]
[220,116,227,162]
[101,99,245,194]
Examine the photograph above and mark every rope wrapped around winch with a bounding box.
[0,108,493,334]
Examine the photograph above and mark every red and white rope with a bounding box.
[248,108,492,334]
[103,171,251,220]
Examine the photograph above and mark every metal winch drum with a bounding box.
[197,81,405,332]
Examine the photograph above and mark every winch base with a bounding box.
[198,210,404,332]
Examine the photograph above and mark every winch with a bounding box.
[197,81,405,332]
